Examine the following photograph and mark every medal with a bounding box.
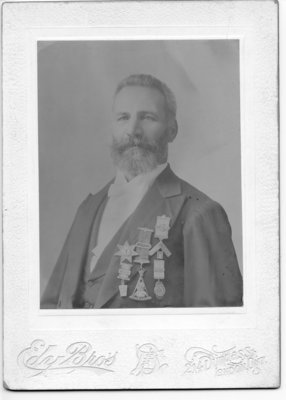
[115,216,172,302]
[134,227,153,264]
[130,227,153,301]
[154,259,165,280]
[117,262,132,281]
[155,215,171,240]
[129,269,152,301]
[153,256,166,299]
[115,241,138,263]
[149,215,171,258]
[135,246,150,264]
[149,241,171,257]
[119,284,128,297]
[154,280,166,299]
[137,227,153,246]
[150,215,172,301]
[115,242,138,297]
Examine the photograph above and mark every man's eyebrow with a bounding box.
[140,111,159,116]
[115,110,159,116]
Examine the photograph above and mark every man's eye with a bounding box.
[117,115,129,121]
[143,115,156,121]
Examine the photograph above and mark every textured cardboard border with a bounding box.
[2,0,279,390]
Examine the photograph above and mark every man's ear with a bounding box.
[168,119,178,143]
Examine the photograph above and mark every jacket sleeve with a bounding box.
[183,200,243,307]
[40,197,89,309]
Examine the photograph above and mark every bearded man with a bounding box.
[41,74,243,309]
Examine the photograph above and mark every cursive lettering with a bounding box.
[17,339,117,377]
[184,345,265,376]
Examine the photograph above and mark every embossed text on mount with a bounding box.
[17,339,117,377]
[184,346,266,376]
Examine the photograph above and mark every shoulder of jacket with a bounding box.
[178,178,227,220]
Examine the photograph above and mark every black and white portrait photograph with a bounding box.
[39,40,243,309]
[2,0,279,392]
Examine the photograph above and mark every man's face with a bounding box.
[111,86,174,177]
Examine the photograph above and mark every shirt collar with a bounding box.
[108,163,168,197]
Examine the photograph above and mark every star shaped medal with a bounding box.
[115,241,138,263]
[115,241,138,297]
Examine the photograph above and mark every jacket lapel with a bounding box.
[94,166,188,308]
[59,184,110,308]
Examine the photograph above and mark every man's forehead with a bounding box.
[113,85,166,112]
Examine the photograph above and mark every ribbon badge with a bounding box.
[149,215,172,299]
[115,241,138,297]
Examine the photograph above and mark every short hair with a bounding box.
[114,74,177,122]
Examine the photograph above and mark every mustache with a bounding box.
[110,134,169,173]
[111,137,160,154]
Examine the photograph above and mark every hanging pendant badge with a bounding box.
[115,241,138,297]
[115,217,171,301]
[129,227,153,301]
[149,215,172,299]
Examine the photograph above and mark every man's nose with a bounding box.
[127,116,143,137]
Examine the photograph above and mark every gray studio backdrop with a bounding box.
[38,40,242,296]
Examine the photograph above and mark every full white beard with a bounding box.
[110,137,168,178]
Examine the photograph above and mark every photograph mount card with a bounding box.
[2,0,279,390]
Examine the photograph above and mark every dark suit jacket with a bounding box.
[41,165,243,308]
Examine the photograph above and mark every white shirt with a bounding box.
[89,163,168,272]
